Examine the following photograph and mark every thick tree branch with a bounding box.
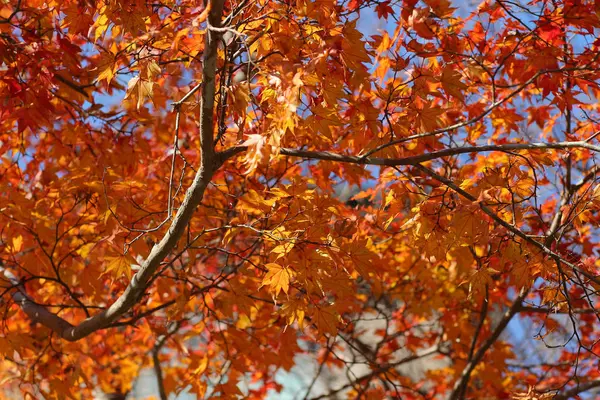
[0,0,227,342]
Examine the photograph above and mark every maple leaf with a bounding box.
[104,254,135,279]
[96,52,117,85]
[375,1,394,19]
[279,298,307,328]
[347,0,361,11]
[441,66,467,100]
[261,263,293,297]
[63,4,94,36]
[313,306,340,336]
[415,103,445,132]
[120,7,147,35]
[468,268,497,293]
[278,328,301,371]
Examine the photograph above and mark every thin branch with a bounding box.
[153,322,181,400]
[448,287,529,400]
[309,346,440,400]
[414,164,600,287]
[518,305,599,314]
[552,379,600,400]
[362,65,600,158]
[467,286,489,363]
[223,140,600,168]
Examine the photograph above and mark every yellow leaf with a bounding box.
[93,12,110,41]
[124,76,155,110]
[104,254,135,279]
[12,235,23,253]
[280,298,306,328]
[261,263,293,297]
[271,242,294,259]
[146,61,161,79]
[190,381,207,398]
[96,53,116,85]
[193,3,211,26]
[238,188,275,214]
[76,242,95,258]
[189,353,208,375]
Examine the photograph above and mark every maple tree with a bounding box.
[5,0,600,398]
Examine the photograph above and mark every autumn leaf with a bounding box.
[104,254,135,279]
[313,306,340,336]
[96,52,117,85]
[193,3,211,26]
[242,134,268,174]
[279,298,307,328]
[120,6,147,35]
[5,0,600,398]
[124,76,155,109]
[375,1,394,19]
[347,0,361,11]
[468,268,497,293]
[188,352,208,375]
[415,103,445,132]
[11,235,23,253]
[261,263,293,297]
[441,66,467,100]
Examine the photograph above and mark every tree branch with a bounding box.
[553,379,600,400]
[309,346,440,400]
[414,164,600,287]
[222,140,600,168]
[0,0,227,342]
[361,63,600,158]
[448,287,529,400]
[152,322,181,400]
[518,305,599,314]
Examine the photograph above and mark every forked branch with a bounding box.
[0,0,226,342]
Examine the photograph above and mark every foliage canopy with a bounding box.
[3,0,600,398]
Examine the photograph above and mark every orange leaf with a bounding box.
[11,235,23,253]
[441,66,467,100]
[314,306,340,336]
[104,254,135,279]
[261,263,293,297]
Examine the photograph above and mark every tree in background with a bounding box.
[2,0,600,398]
